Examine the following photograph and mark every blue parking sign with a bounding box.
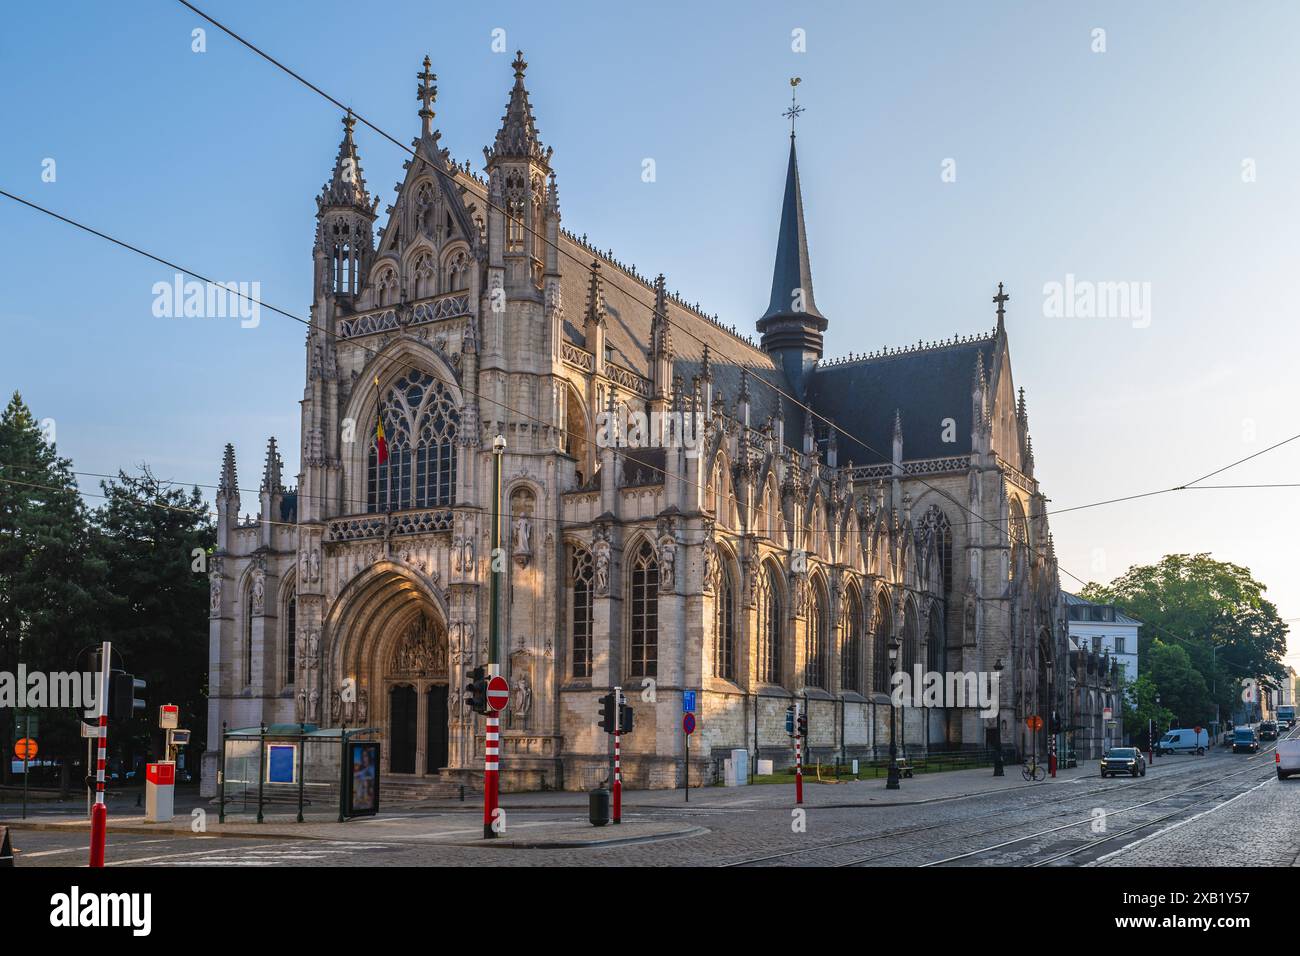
[683,690,696,713]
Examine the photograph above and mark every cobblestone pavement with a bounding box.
[6,737,1295,866]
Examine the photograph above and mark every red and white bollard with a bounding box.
[89,640,110,867]
[483,711,499,839]
[795,731,804,805]
[612,729,622,824]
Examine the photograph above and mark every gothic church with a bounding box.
[202,53,1122,793]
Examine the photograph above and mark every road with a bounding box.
[6,730,1296,867]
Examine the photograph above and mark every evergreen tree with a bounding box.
[0,391,106,787]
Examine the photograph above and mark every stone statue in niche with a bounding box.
[251,566,266,614]
[512,514,532,567]
[592,537,611,595]
[657,536,676,592]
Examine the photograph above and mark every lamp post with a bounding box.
[484,433,506,839]
[992,657,1005,776]
[886,636,901,790]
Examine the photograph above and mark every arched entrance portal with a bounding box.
[330,564,452,777]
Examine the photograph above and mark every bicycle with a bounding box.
[1021,757,1046,782]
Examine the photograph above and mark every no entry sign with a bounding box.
[486,675,510,712]
[682,713,696,735]
[1026,715,1043,732]
[14,738,37,760]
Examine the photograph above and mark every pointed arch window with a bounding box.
[805,579,828,688]
[902,601,919,677]
[245,587,255,687]
[284,594,297,686]
[926,604,944,676]
[368,370,460,512]
[756,563,781,684]
[842,587,862,693]
[873,593,891,693]
[628,541,659,678]
[713,561,736,681]
[569,546,594,679]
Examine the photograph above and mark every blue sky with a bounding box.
[3,1,1298,669]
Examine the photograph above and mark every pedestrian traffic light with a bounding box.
[796,713,807,738]
[597,692,616,733]
[108,670,146,722]
[619,701,634,735]
[785,705,795,735]
[465,667,489,715]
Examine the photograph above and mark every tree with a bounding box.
[0,391,108,788]
[93,468,214,773]
[1084,553,1288,730]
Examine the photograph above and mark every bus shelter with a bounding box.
[219,723,381,824]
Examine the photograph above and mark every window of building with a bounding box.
[873,593,891,693]
[368,370,460,512]
[569,546,593,679]
[1115,637,1126,655]
[285,594,296,685]
[805,580,828,688]
[713,563,736,681]
[841,587,862,693]
[629,541,659,678]
[756,563,781,684]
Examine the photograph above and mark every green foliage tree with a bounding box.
[0,391,108,788]
[93,468,214,772]
[1085,553,1288,731]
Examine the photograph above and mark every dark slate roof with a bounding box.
[807,337,998,467]
[557,231,798,429]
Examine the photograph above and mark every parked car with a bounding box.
[1100,747,1147,778]
[1157,728,1208,755]
[1259,721,1279,741]
[1276,739,1300,779]
[1232,726,1260,753]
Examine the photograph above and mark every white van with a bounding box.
[1276,739,1300,780]
[1157,728,1209,755]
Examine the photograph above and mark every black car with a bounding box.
[1100,747,1147,778]
[1260,721,1279,741]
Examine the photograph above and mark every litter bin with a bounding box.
[589,787,611,827]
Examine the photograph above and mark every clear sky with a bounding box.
[2,1,1297,670]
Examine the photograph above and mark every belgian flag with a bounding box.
[374,376,388,465]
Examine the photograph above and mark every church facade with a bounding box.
[201,53,1120,794]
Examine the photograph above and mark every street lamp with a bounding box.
[992,657,1005,776]
[886,636,901,790]
[484,433,506,840]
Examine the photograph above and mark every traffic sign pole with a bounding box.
[682,711,696,803]
[22,714,30,820]
[612,686,622,825]
[483,674,509,839]
[89,640,110,867]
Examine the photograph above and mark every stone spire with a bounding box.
[218,443,238,498]
[755,122,827,396]
[317,111,373,213]
[416,55,438,139]
[651,273,673,356]
[485,51,552,167]
[261,437,284,494]
[993,281,1009,335]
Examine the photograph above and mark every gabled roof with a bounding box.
[807,335,997,466]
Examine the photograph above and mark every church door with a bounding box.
[426,684,448,774]
[389,684,418,774]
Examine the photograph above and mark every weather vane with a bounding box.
[783,77,804,138]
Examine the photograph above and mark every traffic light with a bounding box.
[785,705,795,736]
[796,713,807,739]
[108,670,146,722]
[597,692,616,734]
[618,700,634,735]
[465,667,489,715]
[1050,710,1061,735]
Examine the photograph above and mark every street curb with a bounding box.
[442,825,710,849]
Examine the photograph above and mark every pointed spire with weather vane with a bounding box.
[756,77,827,397]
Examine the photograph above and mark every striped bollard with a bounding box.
[613,730,622,824]
[795,732,803,804]
[483,712,500,839]
[89,641,111,867]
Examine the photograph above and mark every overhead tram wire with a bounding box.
[6,184,1300,661]
[162,0,1300,651]
[25,7,1300,658]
